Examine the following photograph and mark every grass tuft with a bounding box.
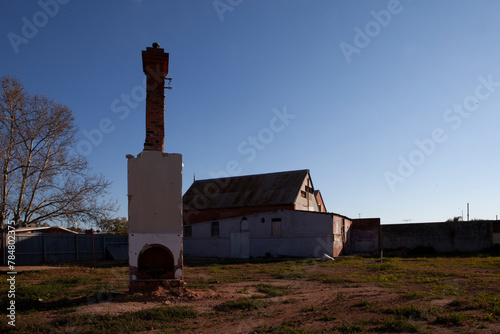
[134,305,198,321]
[301,306,317,312]
[317,314,336,321]
[352,299,373,309]
[215,297,266,312]
[256,284,293,297]
[256,323,322,333]
[335,321,364,333]
[434,313,469,327]
[375,317,423,333]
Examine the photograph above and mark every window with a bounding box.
[300,190,306,198]
[305,185,314,193]
[211,221,220,237]
[271,218,282,236]
[184,225,192,237]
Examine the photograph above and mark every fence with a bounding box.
[1,232,128,265]
[380,220,498,253]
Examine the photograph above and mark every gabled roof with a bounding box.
[314,189,327,212]
[15,226,78,234]
[183,169,309,211]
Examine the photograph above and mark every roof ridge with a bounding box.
[183,169,311,211]
[192,169,309,183]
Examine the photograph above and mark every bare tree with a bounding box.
[0,76,117,228]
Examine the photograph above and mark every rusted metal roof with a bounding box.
[183,169,309,211]
[15,226,78,234]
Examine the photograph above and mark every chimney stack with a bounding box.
[128,43,183,292]
[142,43,169,151]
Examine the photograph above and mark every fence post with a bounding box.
[91,229,95,268]
[75,234,79,261]
[42,234,46,262]
[102,236,106,260]
[2,232,5,266]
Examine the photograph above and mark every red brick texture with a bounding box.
[142,46,169,151]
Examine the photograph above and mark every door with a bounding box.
[230,232,249,258]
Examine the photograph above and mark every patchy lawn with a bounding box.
[1,254,499,333]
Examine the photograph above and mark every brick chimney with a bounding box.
[142,42,169,151]
[128,43,183,292]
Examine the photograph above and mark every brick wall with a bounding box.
[381,220,494,253]
[349,218,380,254]
[142,44,169,151]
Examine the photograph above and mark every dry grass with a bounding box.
[0,254,499,333]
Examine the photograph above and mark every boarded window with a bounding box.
[271,218,282,236]
[211,221,220,237]
[184,225,192,237]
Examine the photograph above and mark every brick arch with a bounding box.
[137,244,175,279]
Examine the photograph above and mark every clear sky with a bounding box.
[1,0,499,225]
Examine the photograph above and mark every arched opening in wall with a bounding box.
[137,244,175,279]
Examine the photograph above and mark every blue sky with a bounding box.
[1,0,499,225]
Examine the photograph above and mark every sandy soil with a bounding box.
[74,271,499,334]
[5,260,499,333]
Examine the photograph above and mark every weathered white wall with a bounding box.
[294,174,319,212]
[184,210,336,258]
[128,151,182,233]
[129,232,183,279]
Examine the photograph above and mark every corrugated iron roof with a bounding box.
[183,169,309,211]
[15,226,78,234]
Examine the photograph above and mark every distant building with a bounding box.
[15,226,78,234]
[315,190,327,213]
[183,209,352,258]
[183,170,354,258]
[183,169,324,225]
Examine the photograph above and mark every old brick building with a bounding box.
[182,170,355,258]
[183,169,323,225]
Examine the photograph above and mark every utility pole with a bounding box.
[467,203,469,221]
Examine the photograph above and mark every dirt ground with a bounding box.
[3,257,500,333]
[79,261,499,333]
[78,280,403,333]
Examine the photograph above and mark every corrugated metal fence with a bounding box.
[1,232,128,265]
